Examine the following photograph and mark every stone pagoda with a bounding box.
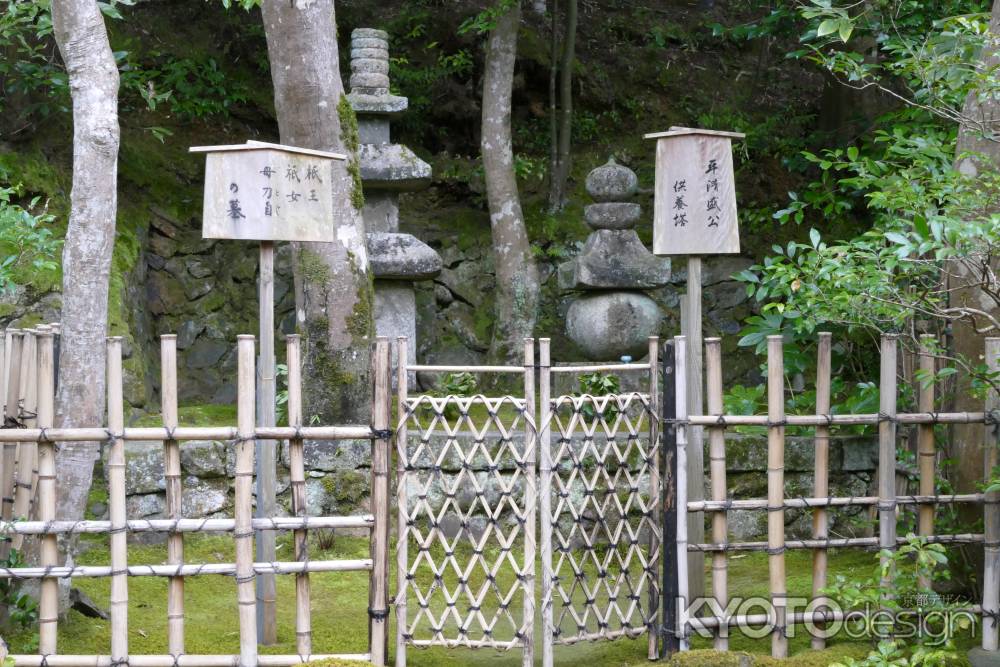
[348,28,441,374]
[560,158,670,360]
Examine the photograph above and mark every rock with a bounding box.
[176,320,205,350]
[182,476,229,516]
[187,257,214,279]
[434,283,454,305]
[70,588,109,619]
[558,230,670,290]
[968,648,1000,667]
[280,439,370,472]
[88,502,108,519]
[118,441,165,494]
[584,202,641,230]
[185,338,228,369]
[358,144,432,190]
[565,292,662,360]
[180,440,228,478]
[149,232,178,259]
[367,232,442,279]
[126,493,165,519]
[585,158,637,202]
[439,261,494,308]
[146,270,187,315]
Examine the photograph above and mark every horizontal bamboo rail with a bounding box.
[0,559,373,579]
[0,516,374,534]
[406,364,526,374]
[688,494,985,511]
[0,425,375,443]
[548,362,652,373]
[10,654,372,666]
[686,411,987,427]
[689,534,985,552]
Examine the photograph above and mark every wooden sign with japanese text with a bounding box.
[191,141,346,243]
[646,128,744,256]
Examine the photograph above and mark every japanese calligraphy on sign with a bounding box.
[190,141,345,243]
[645,127,744,256]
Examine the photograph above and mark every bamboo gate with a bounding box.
[662,334,1000,660]
[0,331,393,667]
[393,337,662,667]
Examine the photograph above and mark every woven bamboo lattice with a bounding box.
[395,391,537,657]
[541,391,661,647]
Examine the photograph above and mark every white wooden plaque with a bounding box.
[191,142,345,243]
[647,128,743,256]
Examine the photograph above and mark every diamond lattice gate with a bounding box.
[393,337,663,667]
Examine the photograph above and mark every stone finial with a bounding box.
[348,28,408,115]
[350,28,390,94]
[584,158,641,231]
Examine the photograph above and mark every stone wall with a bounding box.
[104,430,878,544]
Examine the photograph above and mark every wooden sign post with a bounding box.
[191,141,345,645]
[646,126,744,606]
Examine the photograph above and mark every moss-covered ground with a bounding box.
[5,538,978,665]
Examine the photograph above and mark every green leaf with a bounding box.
[817,19,839,37]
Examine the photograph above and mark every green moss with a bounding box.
[321,469,368,507]
[337,94,365,210]
[344,252,374,343]
[298,247,332,288]
[133,403,237,426]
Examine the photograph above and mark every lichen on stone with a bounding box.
[337,94,365,210]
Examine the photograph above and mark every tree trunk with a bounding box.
[950,0,1000,545]
[260,0,373,424]
[547,0,558,205]
[481,0,540,363]
[547,0,576,213]
[50,0,120,535]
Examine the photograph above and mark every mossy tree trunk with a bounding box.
[481,0,540,364]
[260,0,373,423]
[50,0,120,538]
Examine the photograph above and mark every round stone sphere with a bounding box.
[566,291,662,360]
[585,157,638,203]
[584,202,641,230]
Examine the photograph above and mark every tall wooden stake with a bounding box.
[237,335,259,667]
[255,240,277,645]
[161,335,184,655]
[766,335,787,658]
[917,334,936,591]
[369,338,391,666]
[674,336,690,651]
[660,340,679,656]
[11,330,38,552]
[287,335,311,655]
[681,257,705,602]
[982,337,1000,653]
[705,338,727,651]
[522,338,537,667]
[647,336,661,661]
[878,335,898,602]
[539,338,554,667]
[0,330,23,557]
[811,332,832,650]
[395,337,409,667]
[36,330,56,656]
[107,337,128,666]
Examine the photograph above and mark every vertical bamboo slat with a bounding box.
[705,338,727,651]
[36,330,56,656]
[660,340,679,656]
[106,337,128,665]
[0,330,23,555]
[646,336,661,661]
[286,335,311,656]
[11,331,38,550]
[161,335,184,655]
[521,338,536,667]
[766,335,787,659]
[1,329,13,412]
[369,338,391,667]
[538,338,554,667]
[673,336,690,651]
[394,337,409,667]
[878,335,898,600]
[236,335,259,667]
[811,332,832,650]
[982,338,1000,653]
[917,335,936,592]
[917,336,936,537]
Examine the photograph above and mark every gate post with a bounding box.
[647,337,661,661]
[522,338,537,667]
[539,338,554,667]
[660,339,679,656]
[369,337,391,666]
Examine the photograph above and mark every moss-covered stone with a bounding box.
[338,94,365,210]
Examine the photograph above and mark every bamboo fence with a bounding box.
[0,331,393,667]
[663,333,1000,660]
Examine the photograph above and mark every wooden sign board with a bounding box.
[646,127,744,256]
[190,141,346,243]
